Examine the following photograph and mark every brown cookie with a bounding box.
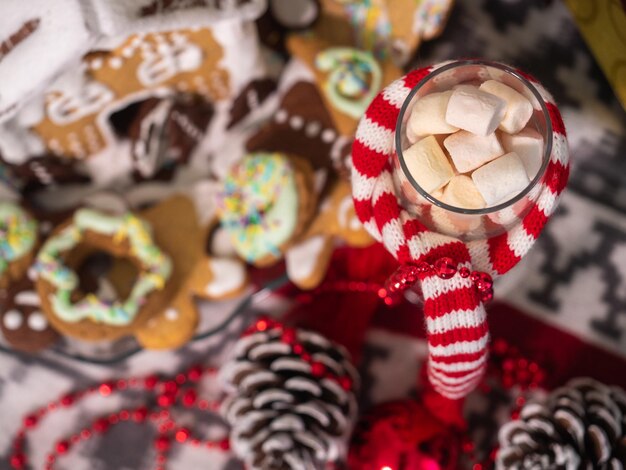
[134,196,249,349]
[34,204,179,342]
[0,275,59,353]
[5,154,91,194]
[227,78,277,129]
[128,95,214,180]
[246,81,352,173]
[215,152,318,269]
[285,179,372,289]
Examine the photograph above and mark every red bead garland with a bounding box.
[9,365,228,470]
[383,258,495,304]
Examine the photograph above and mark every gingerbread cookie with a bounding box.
[285,179,372,289]
[34,206,176,341]
[5,154,91,194]
[127,95,214,180]
[216,152,317,268]
[288,33,402,136]
[227,78,277,129]
[0,202,38,289]
[133,195,249,350]
[246,79,352,175]
[0,274,60,353]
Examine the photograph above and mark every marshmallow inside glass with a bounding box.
[394,60,552,240]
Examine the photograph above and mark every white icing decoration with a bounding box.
[135,100,173,177]
[0,120,45,164]
[285,236,327,282]
[210,228,238,258]
[47,80,114,126]
[338,195,362,231]
[15,290,40,307]
[205,258,246,298]
[27,312,48,331]
[3,310,23,330]
[305,121,321,137]
[275,109,287,123]
[321,129,336,143]
[248,342,291,361]
[289,115,303,129]
[165,308,178,321]
[284,377,322,396]
[137,38,203,87]
[321,399,348,431]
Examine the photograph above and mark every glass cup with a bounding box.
[393,59,553,240]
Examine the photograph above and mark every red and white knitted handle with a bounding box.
[351,63,569,406]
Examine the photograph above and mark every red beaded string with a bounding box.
[457,339,547,469]
[243,318,354,391]
[10,365,228,470]
[382,257,494,304]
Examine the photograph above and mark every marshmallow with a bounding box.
[445,85,506,136]
[403,135,454,193]
[407,91,459,136]
[442,175,486,209]
[471,152,530,206]
[443,130,504,173]
[479,80,533,134]
[500,127,544,180]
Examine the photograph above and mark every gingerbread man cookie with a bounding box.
[246,78,352,177]
[0,275,60,353]
[133,195,249,350]
[285,179,373,289]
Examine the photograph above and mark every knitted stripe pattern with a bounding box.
[350,63,569,400]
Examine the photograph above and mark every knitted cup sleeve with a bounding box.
[350,64,569,406]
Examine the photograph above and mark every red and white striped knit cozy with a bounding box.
[350,62,569,421]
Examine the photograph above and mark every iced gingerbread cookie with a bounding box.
[0,202,38,289]
[246,79,352,177]
[127,95,214,180]
[34,206,176,342]
[285,179,373,289]
[134,196,249,350]
[287,34,402,136]
[216,152,317,268]
[0,275,60,353]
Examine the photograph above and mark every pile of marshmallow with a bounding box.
[403,80,543,210]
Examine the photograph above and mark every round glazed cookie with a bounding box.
[0,275,59,353]
[0,201,38,289]
[34,208,174,341]
[216,152,316,267]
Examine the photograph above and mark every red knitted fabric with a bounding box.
[351,63,570,422]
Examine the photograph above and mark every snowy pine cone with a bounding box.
[497,378,626,469]
[220,319,359,470]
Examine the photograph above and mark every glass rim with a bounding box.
[395,59,553,216]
